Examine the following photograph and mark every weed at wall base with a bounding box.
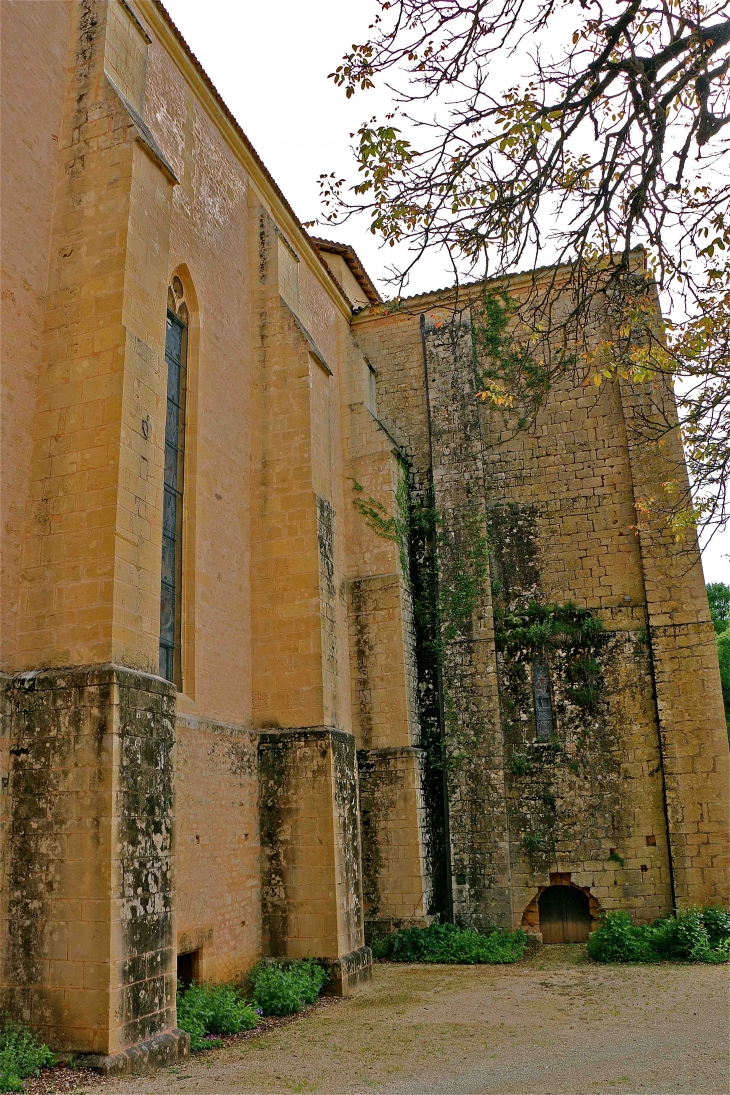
[0,1021,55,1093]
[176,982,259,1051]
[250,960,329,1017]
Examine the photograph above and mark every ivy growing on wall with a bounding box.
[495,601,614,870]
[495,602,610,715]
[350,476,490,768]
[471,287,575,434]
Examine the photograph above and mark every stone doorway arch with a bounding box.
[521,872,601,943]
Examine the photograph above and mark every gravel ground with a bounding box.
[43,947,730,1095]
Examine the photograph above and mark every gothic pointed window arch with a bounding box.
[159,276,189,686]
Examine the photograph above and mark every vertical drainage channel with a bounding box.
[420,312,454,923]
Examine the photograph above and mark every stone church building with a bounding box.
[2,0,728,1073]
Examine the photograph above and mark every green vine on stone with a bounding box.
[437,510,490,651]
[472,287,575,432]
[350,476,490,770]
[351,471,412,580]
[496,601,609,713]
[351,479,398,542]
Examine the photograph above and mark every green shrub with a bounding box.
[588,907,730,964]
[510,752,532,776]
[369,935,393,960]
[250,960,329,1017]
[587,911,656,963]
[375,922,528,964]
[702,904,730,946]
[652,907,709,959]
[176,982,258,1052]
[0,1020,55,1092]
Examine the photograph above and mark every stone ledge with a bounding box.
[5,662,175,697]
[79,1028,190,1077]
[258,725,355,747]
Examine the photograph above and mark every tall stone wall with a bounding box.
[174,718,260,983]
[619,376,730,906]
[0,0,73,671]
[419,313,513,930]
[354,279,727,930]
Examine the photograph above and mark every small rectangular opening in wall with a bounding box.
[177,950,200,987]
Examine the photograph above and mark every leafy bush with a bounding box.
[586,911,656,963]
[176,982,258,1052]
[0,1020,55,1092]
[588,907,730,964]
[250,960,329,1017]
[702,904,730,946]
[373,922,528,964]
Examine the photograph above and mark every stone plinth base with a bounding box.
[0,664,177,1054]
[79,1028,190,1076]
[319,945,373,996]
[358,747,432,926]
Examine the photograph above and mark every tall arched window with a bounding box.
[159,277,188,686]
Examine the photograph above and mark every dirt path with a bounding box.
[103,947,729,1095]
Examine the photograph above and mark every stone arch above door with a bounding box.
[521,872,602,942]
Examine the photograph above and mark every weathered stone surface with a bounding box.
[0,665,176,1055]
[355,282,729,930]
[358,746,432,934]
[2,0,726,1066]
[259,727,368,981]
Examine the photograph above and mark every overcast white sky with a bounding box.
[164,0,728,585]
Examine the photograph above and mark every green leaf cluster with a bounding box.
[371,921,527,964]
[496,601,609,713]
[176,982,258,1052]
[249,960,329,1017]
[472,288,556,429]
[587,907,730,964]
[707,581,730,635]
[0,1020,55,1092]
[708,584,730,738]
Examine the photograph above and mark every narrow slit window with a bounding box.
[532,658,553,741]
[159,310,187,687]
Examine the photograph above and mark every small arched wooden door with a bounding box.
[538,885,591,943]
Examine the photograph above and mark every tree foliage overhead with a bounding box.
[322,0,730,538]
[708,580,730,633]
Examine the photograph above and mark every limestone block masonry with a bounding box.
[259,728,372,996]
[0,666,188,1071]
[1,0,727,1065]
